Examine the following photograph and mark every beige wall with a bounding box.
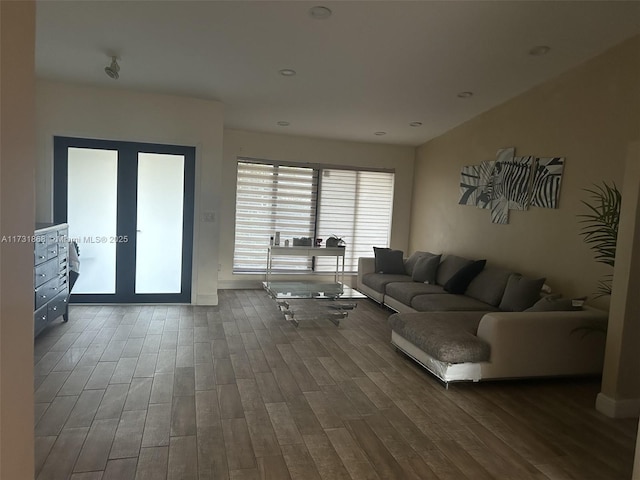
[0,1,36,477]
[411,35,640,306]
[219,129,415,288]
[36,81,224,304]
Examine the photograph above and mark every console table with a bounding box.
[266,245,346,283]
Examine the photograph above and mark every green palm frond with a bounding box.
[577,182,621,297]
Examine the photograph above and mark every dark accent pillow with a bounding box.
[412,254,442,284]
[499,274,546,311]
[373,247,406,274]
[525,295,582,312]
[443,259,486,294]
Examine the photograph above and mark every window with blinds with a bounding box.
[233,159,394,273]
[233,161,317,272]
[316,169,395,272]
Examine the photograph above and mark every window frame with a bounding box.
[233,157,394,274]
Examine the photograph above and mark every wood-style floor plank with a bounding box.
[33,291,638,480]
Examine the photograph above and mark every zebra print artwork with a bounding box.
[457,148,564,224]
[476,161,495,209]
[459,165,480,205]
[531,157,565,208]
[494,155,535,211]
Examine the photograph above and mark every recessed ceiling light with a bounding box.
[309,6,332,19]
[457,91,473,99]
[279,68,297,77]
[529,45,551,56]
[409,122,423,127]
[277,121,290,127]
[374,131,386,136]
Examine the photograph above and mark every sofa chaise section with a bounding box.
[389,308,607,384]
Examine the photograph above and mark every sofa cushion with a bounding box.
[465,266,514,307]
[525,295,581,312]
[373,247,406,274]
[404,251,430,276]
[385,282,445,305]
[412,254,441,283]
[444,259,486,294]
[436,255,473,286]
[388,312,490,363]
[499,274,546,311]
[411,293,499,312]
[362,273,413,293]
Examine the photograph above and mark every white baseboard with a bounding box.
[596,392,640,418]
[195,293,219,306]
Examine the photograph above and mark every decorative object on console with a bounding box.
[293,237,312,246]
[459,147,565,224]
[326,235,345,247]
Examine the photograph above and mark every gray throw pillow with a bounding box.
[373,247,406,274]
[499,274,546,311]
[412,254,441,283]
[404,251,430,276]
[525,295,581,312]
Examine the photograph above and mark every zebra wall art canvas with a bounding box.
[531,157,565,208]
[476,161,495,210]
[457,147,565,224]
[459,164,480,206]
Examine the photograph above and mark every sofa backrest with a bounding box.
[436,255,473,286]
[465,266,515,307]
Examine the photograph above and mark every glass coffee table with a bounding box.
[262,281,367,326]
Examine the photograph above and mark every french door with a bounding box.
[54,137,195,303]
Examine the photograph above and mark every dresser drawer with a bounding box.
[34,258,59,288]
[34,304,49,337]
[35,278,60,310]
[57,241,69,259]
[48,288,69,321]
[46,243,58,260]
[34,238,48,266]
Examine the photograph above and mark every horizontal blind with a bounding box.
[233,162,317,272]
[316,169,394,272]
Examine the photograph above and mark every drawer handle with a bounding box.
[38,255,46,259]
[40,315,47,321]
[39,274,46,277]
[40,295,47,299]
[51,306,57,311]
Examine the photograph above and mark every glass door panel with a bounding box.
[67,147,118,294]
[135,153,185,294]
[54,136,195,303]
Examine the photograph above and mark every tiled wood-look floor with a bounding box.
[34,290,637,480]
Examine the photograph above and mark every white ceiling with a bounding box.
[36,1,640,146]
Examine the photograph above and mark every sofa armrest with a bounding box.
[357,257,375,288]
[476,307,607,379]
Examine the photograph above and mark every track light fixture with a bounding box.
[105,56,120,80]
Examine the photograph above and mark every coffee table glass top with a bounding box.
[262,281,366,326]
[262,281,366,300]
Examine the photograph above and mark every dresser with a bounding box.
[34,223,70,337]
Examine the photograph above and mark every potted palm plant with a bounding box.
[578,182,622,297]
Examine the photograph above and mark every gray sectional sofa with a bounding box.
[357,252,608,384]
